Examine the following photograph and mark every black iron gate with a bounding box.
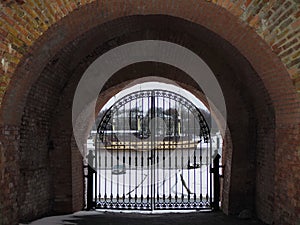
[90,90,216,210]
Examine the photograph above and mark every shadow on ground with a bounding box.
[28,211,267,225]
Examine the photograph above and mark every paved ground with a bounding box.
[27,211,266,225]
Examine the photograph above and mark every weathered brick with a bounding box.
[291,18,300,29]
[0,1,299,225]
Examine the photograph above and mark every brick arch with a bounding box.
[0,0,299,124]
[56,60,236,215]
[90,60,267,218]
[0,1,299,104]
[47,33,271,220]
[0,2,299,225]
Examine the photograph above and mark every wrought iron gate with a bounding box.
[91,90,214,210]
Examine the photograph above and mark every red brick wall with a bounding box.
[0,125,19,225]
[0,0,299,109]
[71,136,84,212]
[275,124,300,224]
[1,1,300,123]
[18,78,56,222]
[0,2,299,225]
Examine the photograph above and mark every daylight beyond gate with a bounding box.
[93,90,214,210]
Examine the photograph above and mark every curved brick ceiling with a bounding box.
[0,0,299,108]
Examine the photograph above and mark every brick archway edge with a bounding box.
[0,1,299,225]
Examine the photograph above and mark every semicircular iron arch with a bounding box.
[97,90,210,143]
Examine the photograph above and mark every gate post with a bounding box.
[212,153,221,210]
[87,150,95,210]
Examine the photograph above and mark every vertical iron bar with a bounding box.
[116,109,119,204]
[151,91,155,210]
[141,96,144,206]
[168,97,172,205]
[180,99,184,204]
[171,98,176,204]
[210,137,213,208]
[110,118,113,205]
[147,95,150,207]
[123,104,126,205]
[99,132,102,201]
[129,101,132,204]
[135,97,138,206]
[187,104,190,204]
[156,96,159,207]
[104,124,107,205]
[200,132,203,204]
[94,131,97,207]
[206,139,209,204]
[193,113,197,203]
[162,96,166,205]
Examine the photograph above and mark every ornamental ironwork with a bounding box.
[92,89,214,210]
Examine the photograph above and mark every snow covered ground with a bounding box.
[93,167,213,202]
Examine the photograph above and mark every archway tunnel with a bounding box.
[0,2,299,225]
